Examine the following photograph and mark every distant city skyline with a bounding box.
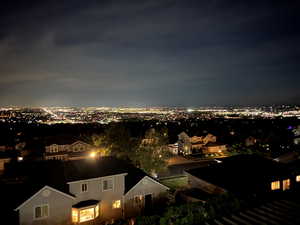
[1,104,300,108]
[1,105,300,125]
[0,0,299,107]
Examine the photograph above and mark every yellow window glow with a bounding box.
[95,204,99,218]
[296,175,300,182]
[271,181,280,190]
[134,195,143,207]
[282,179,290,191]
[72,209,78,223]
[112,200,121,209]
[79,208,95,222]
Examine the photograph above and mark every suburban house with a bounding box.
[167,143,178,155]
[0,145,14,152]
[7,157,169,225]
[245,136,257,146]
[202,142,227,154]
[177,132,226,155]
[44,140,97,161]
[185,155,298,196]
[0,157,11,173]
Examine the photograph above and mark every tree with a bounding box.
[102,123,138,159]
[133,128,171,176]
[88,134,110,156]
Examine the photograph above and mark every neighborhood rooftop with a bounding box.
[185,154,292,194]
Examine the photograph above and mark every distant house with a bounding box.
[190,136,205,150]
[0,157,11,173]
[0,145,13,152]
[11,157,169,225]
[202,142,227,154]
[185,155,295,196]
[140,138,158,146]
[245,136,257,146]
[177,132,225,155]
[167,143,179,155]
[44,140,96,161]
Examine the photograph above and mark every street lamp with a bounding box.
[17,156,23,162]
[89,152,96,158]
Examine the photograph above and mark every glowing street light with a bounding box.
[89,152,96,158]
[17,156,23,161]
[214,159,222,163]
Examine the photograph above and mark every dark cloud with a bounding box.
[0,0,299,106]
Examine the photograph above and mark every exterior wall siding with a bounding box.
[44,141,96,161]
[69,174,126,220]
[0,158,10,171]
[202,145,227,154]
[124,176,168,218]
[19,187,74,225]
[17,173,169,224]
[45,141,93,154]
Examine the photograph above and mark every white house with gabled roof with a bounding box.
[13,157,169,225]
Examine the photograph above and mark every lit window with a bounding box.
[79,208,95,222]
[95,204,99,218]
[34,205,48,219]
[72,209,78,223]
[112,200,121,209]
[103,179,113,191]
[134,195,143,207]
[282,179,290,191]
[81,183,88,192]
[296,175,300,182]
[72,204,99,223]
[271,181,280,190]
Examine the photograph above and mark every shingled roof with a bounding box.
[2,157,155,211]
[63,157,129,182]
[185,154,291,195]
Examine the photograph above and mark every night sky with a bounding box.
[0,0,299,107]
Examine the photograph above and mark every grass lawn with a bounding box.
[160,176,188,191]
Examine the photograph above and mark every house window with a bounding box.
[81,183,88,192]
[112,200,121,209]
[103,178,113,191]
[134,195,143,207]
[282,179,290,191]
[296,175,300,182]
[79,208,95,222]
[271,181,280,190]
[72,209,78,223]
[95,204,99,218]
[34,205,48,219]
[52,145,58,152]
[72,204,99,223]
